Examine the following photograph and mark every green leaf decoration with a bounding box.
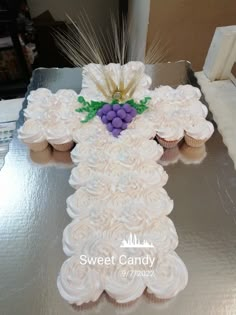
[111,99,119,104]
[76,96,107,123]
[75,96,151,123]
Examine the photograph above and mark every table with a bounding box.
[0,63,236,315]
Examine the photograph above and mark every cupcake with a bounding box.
[176,85,201,101]
[156,120,184,149]
[27,88,52,104]
[46,122,74,151]
[184,117,214,147]
[24,103,46,120]
[18,119,48,152]
[177,99,208,119]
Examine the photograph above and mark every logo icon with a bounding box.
[120,233,154,248]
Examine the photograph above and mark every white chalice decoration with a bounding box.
[75,62,152,137]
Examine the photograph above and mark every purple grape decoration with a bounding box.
[97,108,103,117]
[96,102,138,137]
[123,103,132,113]
[121,122,127,130]
[102,104,112,114]
[107,122,113,132]
[106,110,116,121]
[117,109,126,119]
[124,114,132,123]
[101,115,108,124]
[130,107,137,117]
[112,128,121,137]
[112,117,123,128]
[112,104,121,111]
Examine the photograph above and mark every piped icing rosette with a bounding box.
[57,250,188,304]
[59,232,185,304]
[73,174,169,202]
[184,116,214,147]
[63,227,120,257]
[120,116,157,140]
[146,85,213,149]
[57,256,103,305]
[25,88,79,122]
[69,161,168,189]
[155,119,184,149]
[73,117,111,144]
[46,122,74,151]
[70,139,163,171]
[176,84,201,100]
[66,185,173,220]
[145,251,188,299]
[21,88,82,151]
[18,119,48,152]
[63,215,178,257]
[104,262,146,303]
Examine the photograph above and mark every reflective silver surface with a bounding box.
[1,64,236,315]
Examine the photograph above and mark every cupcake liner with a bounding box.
[27,140,49,152]
[51,141,75,152]
[156,136,181,149]
[184,135,206,148]
[30,146,52,164]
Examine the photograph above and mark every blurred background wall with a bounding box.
[146,0,236,71]
[27,0,236,70]
[27,0,119,29]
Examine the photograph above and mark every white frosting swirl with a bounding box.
[135,140,163,162]
[66,188,102,219]
[156,119,184,141]
[73,117,110,144]
[55,89,78,102]
[70,145,80,165]
[121,118,156,140]
[24,103,47,120]
[27,88,52,104]
[18,119,46,143]
[154,86,176,102]
[176,84,201,100]
[105,263,146,303]
[185,117,214,140]
[176,99,208,118]
[143,217,178,254]
[63,218,96,256]
[57,256,103,305]
[69,164,96,189]
[145,251,188,299]
[67,187,173,221]
[140,187,174,216]
[46,122,73,144]
[79,237,121,278]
